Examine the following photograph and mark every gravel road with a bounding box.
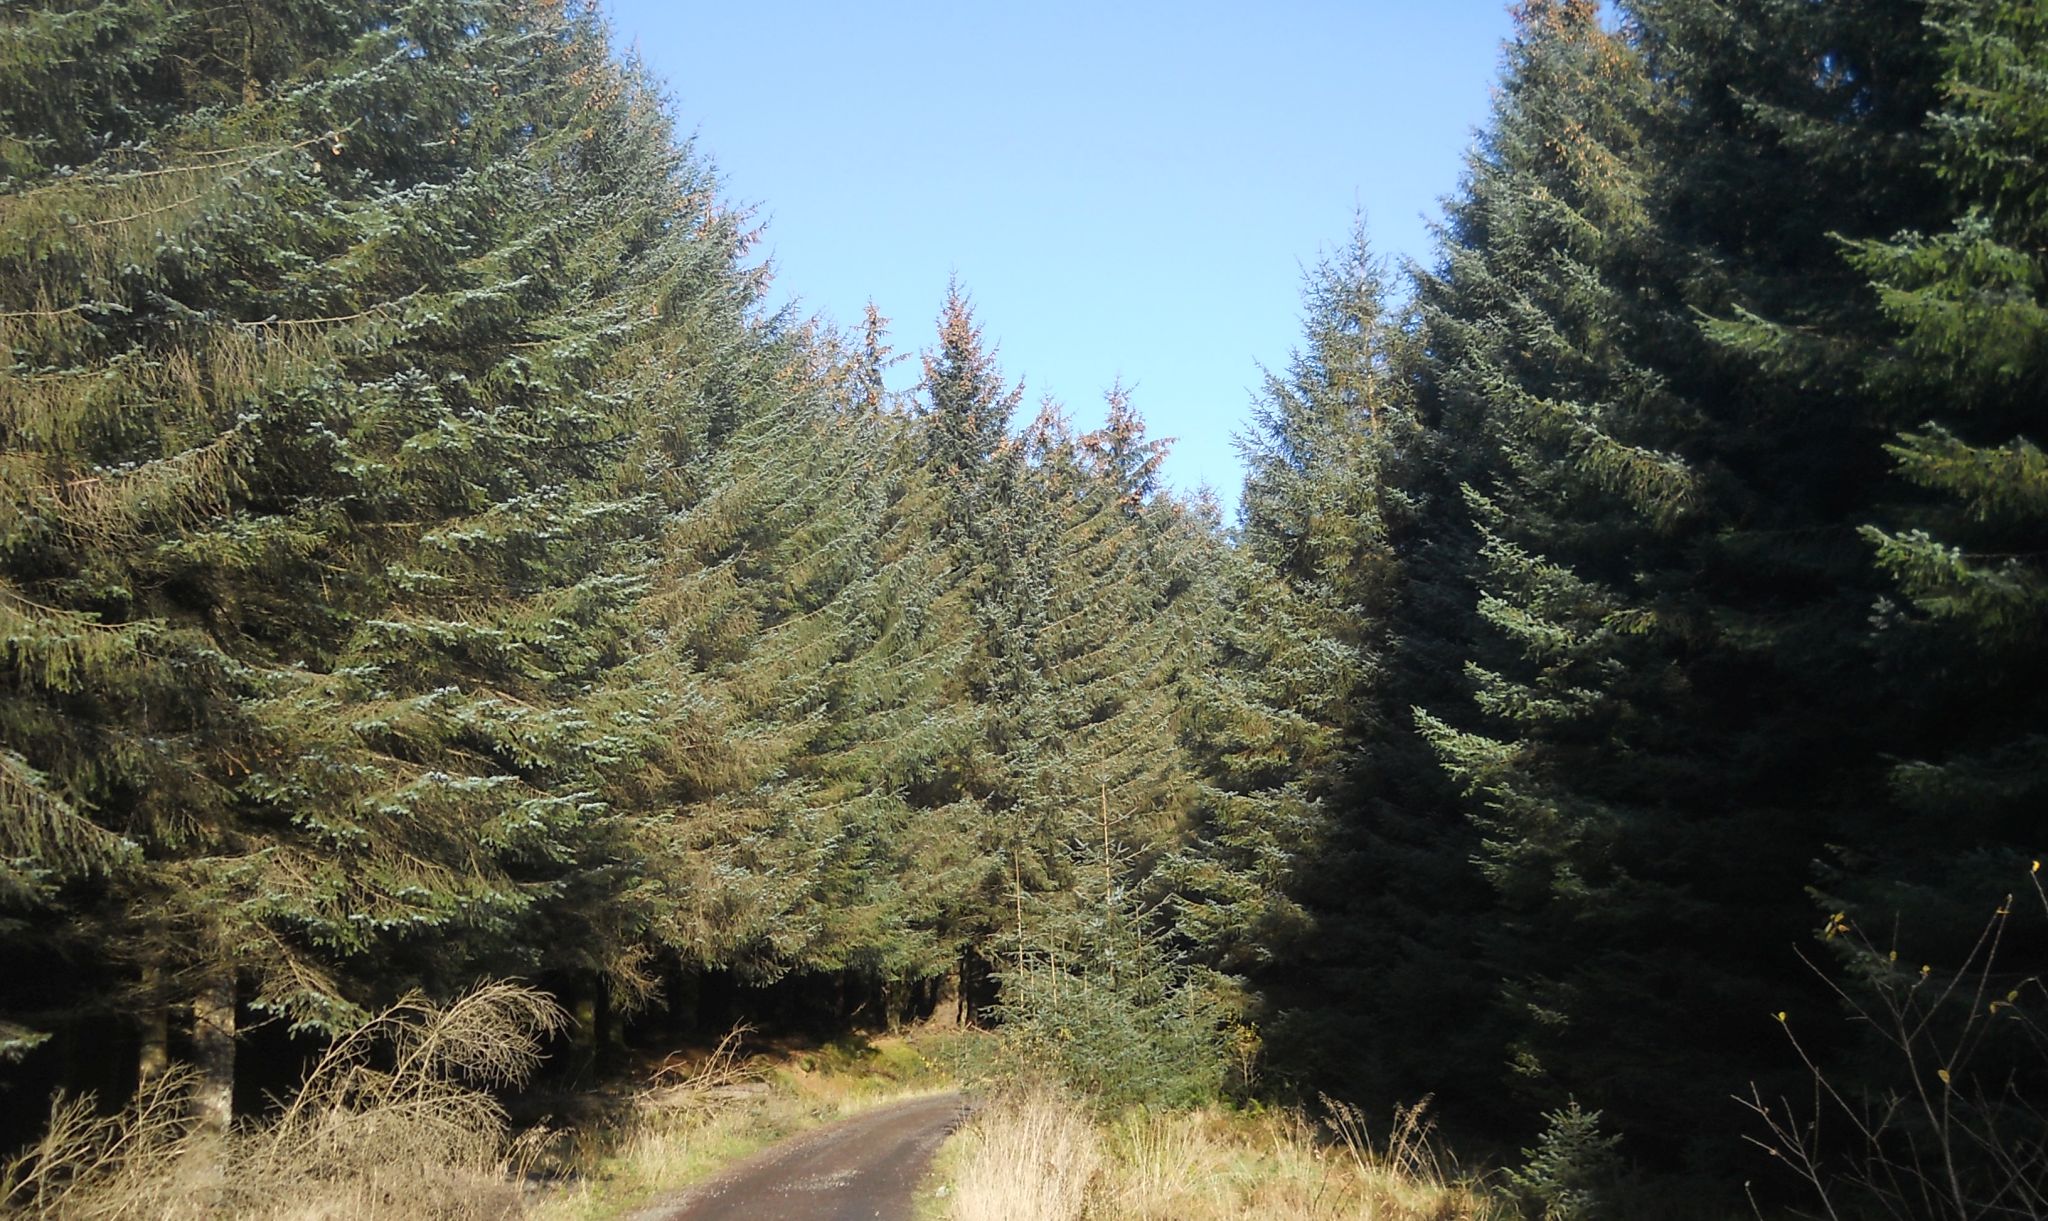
[632,1091,971,1221]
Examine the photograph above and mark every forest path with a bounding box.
[630,1090,970,1221]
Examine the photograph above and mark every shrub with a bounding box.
[1741,866,2048,1220]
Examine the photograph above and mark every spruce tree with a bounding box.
[921,282,1019,539]
[620,348,982,992]
[0,0,762,1096]
[1409,0,1951,1170]
[1412,2,1707,1148]
[1748,24,2048,1199]
[1224,222,1505,1113]
[1838,0,2048,910]
[977,390,1239,1096]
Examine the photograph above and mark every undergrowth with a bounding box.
[0,982,564,1221]
[0,984,973,1221]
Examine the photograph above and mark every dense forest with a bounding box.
[0,0,2042,1216]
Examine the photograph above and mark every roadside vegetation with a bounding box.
[932,1086,1506,1221]
[534,1026,972,1221]
[2,993,976,1221]
[0,0,2042,1217]
[0,984,561,1221]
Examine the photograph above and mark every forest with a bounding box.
[0,0,2042,1217]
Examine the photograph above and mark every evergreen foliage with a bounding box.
[1227,0,2040,1198]
[1504,1099,1623,1221]
[1221,222,1507,1112]
[1409,0,1742,1153]
[1385,0,1958,1170]
[0,0,1239,1115]
[1837,0,2048,917]
[0,0,759,1051]
[1,2,2043,1209]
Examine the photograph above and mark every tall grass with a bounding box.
[944,1085,1102,1221]
[1,982,565,1221]
[938,1087,1507,1221]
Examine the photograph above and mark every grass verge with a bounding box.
[925,1084,1509,1221]
[0,989,980,1221]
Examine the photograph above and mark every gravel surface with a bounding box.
[632,1091,971,1221]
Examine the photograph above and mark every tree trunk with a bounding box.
[570,980,600,1077]
[189,970,235,1133]
[931,964,961,1028]
[240,2,260,105]
[591,976,614,1068]
[137,959,169,1087]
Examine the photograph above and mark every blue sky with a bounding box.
[599,2,1516,516]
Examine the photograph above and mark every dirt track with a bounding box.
[632,1091,971,1221]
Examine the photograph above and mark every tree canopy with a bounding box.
[2,1,2043,1212]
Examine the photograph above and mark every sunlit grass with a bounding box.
[0,984,562,1221]
[929,1086,1509,1221]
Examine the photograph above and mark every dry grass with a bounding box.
[0,999,967,1221]
[933,1088,1508,1221]
[532,1097,792,1221]
[0,982,565,1221]
[943,1085,1103,1221]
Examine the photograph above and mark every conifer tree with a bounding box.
[620,346,983,992]
[1408,0,1951,1167]
[921,283,1019,536]
[976,390,1238,1093]
[1410,3,1704,1144]
[852,301,900,418]
[1224,223,1505,1111]
[0,0,763,1095]
[1836,0,2048,910]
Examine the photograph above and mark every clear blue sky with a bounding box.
[599,2,1516,516]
